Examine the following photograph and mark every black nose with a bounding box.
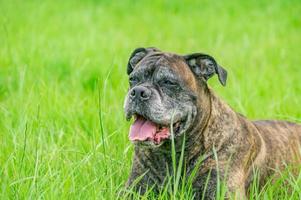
[130,86,151,101]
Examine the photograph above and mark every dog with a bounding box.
[123,47,301,199]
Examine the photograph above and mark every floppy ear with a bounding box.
[184,53,228,86]
[127,47,159,75]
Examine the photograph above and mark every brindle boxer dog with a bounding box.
[123,47,301,199]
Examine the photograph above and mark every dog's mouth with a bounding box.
[129,114,184,146]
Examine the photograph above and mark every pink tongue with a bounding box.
[129,117,157,141]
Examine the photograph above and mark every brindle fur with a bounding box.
[124,48,301,199]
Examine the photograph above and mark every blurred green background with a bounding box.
[0,0,300,199]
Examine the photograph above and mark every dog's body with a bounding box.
[124,48,301,199]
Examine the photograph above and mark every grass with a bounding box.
[0,0,301,199]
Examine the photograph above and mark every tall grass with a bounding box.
[0,0,300,199]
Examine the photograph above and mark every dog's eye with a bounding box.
[129,77,139,86]
[161,79,177,87]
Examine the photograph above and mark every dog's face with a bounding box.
[124,47,227,148]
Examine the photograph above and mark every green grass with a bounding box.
[0,0,301,199]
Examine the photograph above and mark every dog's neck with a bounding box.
[184,87,239,161]
[197,89,238,148]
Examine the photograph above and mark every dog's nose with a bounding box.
[130,86,151,101]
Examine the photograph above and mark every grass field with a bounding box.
[1,0,301,199]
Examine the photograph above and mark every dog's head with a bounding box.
[124,47,227,148]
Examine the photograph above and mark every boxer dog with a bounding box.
[123,47,301,199]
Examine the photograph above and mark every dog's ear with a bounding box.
[127,47,159,75]
[184,53,227,86]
